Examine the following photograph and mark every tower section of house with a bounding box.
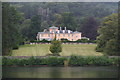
[36,26,82,41]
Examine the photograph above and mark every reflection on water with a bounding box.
[3,66,118,78]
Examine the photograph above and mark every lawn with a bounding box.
[12,44,103,56]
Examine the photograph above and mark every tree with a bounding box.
[50,35,62,56]
[27,15,41,41]
[20,19,31,40]
[2,3,23,55]
[53,13,62,26]
[61,12,77,31]
[82,16,99,40]
[41,21,49,31]
[96,13,119,56]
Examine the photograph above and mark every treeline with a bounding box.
[10,2,118,41]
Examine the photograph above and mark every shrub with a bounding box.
[50,39,62,56]
[69,55,113,66]
[18,59,28,66]
[27,56,36,65]
[110,57,120,65]
[46,57,66,66]
[2,57,10,66]
[2,56,119,66]
[69,55,88,66]
[2,57,19,66]
[92,56,112,66]
[84,56,95,65]
[30,40,51,43]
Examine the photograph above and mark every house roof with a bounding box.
[74,31,81,33]
[49,26,58,29]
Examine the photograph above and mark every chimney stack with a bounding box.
[60,27,62,30]
[65,27,66,30]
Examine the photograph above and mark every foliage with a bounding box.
[20,19,31,40]
[68,55,117,66]
[12,2,118,40]
[30,39,96,43]
[96,13,119,56]
[2,2,118,56]
[81,16,99,40]
[2,57,67,66]
[50,36,62,56]
[69,55,88,66]
[2,3,24,55]
[61,12,77,31]
[46,57,67,66]
[2,56,119,66]
[27,15,42,41]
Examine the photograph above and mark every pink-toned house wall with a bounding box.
[37,27,82,41]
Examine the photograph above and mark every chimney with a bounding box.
[60,27,62,30]
[65,27,66,30]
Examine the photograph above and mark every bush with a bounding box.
[69,55,113,66]
[92,56,112,66]
[30,40,51,43]
[2,57,19,66]
[110,57,120,65]
[69,55,88,66]
[46,57,66,66]
[18,59,28,66]
[27,56,36,65]
[50,40,62,56]
[2,56,119,66]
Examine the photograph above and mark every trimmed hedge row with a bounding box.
[30,39,96,43]
[2,56,119,66]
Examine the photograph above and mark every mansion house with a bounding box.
[36,26,82,41]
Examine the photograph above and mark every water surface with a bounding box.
[3,66,118,78]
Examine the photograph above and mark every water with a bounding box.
[2,66,118,78]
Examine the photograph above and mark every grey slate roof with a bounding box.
[49,26,58,29]
[74,31,81,33]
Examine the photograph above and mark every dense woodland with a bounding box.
[2,2,119,56]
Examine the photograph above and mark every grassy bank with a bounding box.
[12,44,102,56]
[2,56,119,67]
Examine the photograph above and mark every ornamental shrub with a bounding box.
[50,36,62,56]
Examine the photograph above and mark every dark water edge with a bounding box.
[2,66,119,78]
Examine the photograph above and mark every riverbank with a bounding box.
[2,56,120,67]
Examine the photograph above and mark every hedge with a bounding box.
[2,56,119,66]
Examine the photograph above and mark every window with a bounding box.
[48,34,50,37]
[68,34,70,37]
[63,34,65,37]
[41,34,43,37]
[58,34,60,36]
[72,34,73,37]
